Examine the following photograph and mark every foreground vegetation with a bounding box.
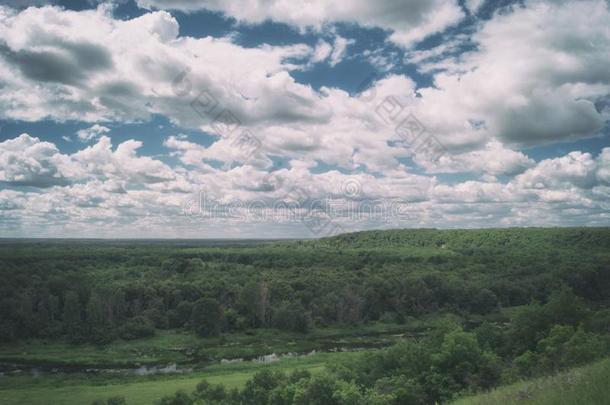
[452,356,610,405]
[0,353,333,405]
[152,315,610,404]
[0,228,609,403]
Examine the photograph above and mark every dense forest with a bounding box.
[1,228,610,404]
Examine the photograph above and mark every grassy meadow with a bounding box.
[0,353,333,405]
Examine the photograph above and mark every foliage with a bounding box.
[156,321,608,404]
[1,228,608,344]
[0,228,609,404]
[91,396,126,405]
[191,298,223,337]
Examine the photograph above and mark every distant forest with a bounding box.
[1,228,608,343]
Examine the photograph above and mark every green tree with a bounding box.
[242,369,286,405]
[117,316,155,340]
[272,302,310,333]
[193,380,227,403]
[63,290,83,338]
[545,286,588,325]
[239,281,271,328]
[191,297,223,337]
[294,373,338,405]
[168,300,194,328]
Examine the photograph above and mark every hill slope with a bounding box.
[452,357,610,405]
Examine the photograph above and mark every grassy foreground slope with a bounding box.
[452,357,610,405]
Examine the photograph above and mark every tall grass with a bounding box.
[453,357,610,405]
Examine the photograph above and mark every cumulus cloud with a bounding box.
[514,150,610,191]
[0,134,77,187]
[0,133,177,188]
[0,5,316,126]
[411,0,610,150]
[135,0,465,48]
[1,1,609,236]
[1,1,608,175]
[72,136,177,184]
[0,3,369,173]
[1,130,608,237]
[425,142,535,176]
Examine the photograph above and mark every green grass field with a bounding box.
[452,357,610,405]
[0,352,341,405]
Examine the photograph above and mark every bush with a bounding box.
[194,380,227,402]
[117,316,155,340]
[157,390,193,405]
[90,397,126,405]
[538,325,609,371]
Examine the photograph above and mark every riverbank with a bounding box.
[0,351,347,405]
[0,320,434,372]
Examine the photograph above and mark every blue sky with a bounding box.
[0,0,609,237]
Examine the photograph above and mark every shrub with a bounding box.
[117,316,155,340]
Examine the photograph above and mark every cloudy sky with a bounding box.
[0,0,609,238]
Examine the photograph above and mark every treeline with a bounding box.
[152,288,610,405]
[0,228,609,343]
[314,227,610,252]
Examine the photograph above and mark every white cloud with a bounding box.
[135,0,465,48]
[0,189,26,211]
[1,1,610,237]
[310,34,356,67]
[0,134,77,187]
[404,34,470,74]
[514,150,610,191]
[408,0,610,154]
[0,5,317,127]
[1,1,607,178]
[2,131,608,237]
[329,35,353,66]
[307,35,353,67]
[424,141,535,175]
[72,136,177,184]
[0,133,178,188]
[311,40,332,64]
[76,124,110,142]
[465,0,485,14]
[363,48,399,72]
